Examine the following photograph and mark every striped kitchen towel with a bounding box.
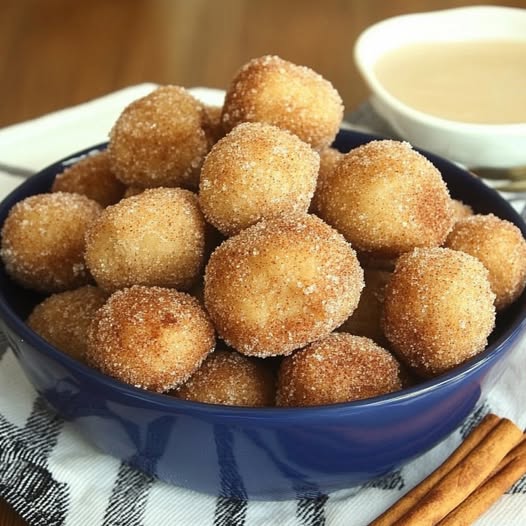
[0,85,525,526]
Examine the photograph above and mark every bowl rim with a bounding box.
[1,130,526,419]
[353,5,526,132]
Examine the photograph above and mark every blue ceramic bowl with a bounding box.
[1,130,525,501]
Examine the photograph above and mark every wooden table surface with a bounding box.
[1,0,524,524]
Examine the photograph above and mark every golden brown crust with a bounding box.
[199,122,319,236]
[445,214,526,310]
[276,333,403,406]
[27,285,108,361]
[86,285,215,392]
[221,55,343,150]
[174,349,275,406]
[204,213,364,357]
[85,188,205,292]
[0,192,102,293]
[108,86,209,189]
[52,150,125,207]
[315,140,454,258]
[382,247,496,377]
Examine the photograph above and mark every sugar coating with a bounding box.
[85,187,205,292]
[199,122,320,236]
[311,146,343,212]
[221,55,343,150]
[276,333,403,407]
[86,285,215,392]
[0,192,102,293]
[450,198,473,225]
[52,150,125,207]
[108,86,209,189]
[445,214,526,310]
[174,348,275,406]
[27,285,108,361]
[382,247,496,377]
[204,213,364,357]
[315,140,454,258]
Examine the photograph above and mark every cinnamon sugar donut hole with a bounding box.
[85,188,205,292]
[276,333,403,407]
[382,247,496,377]
[0,192,102,293]
[174,349,275,406]
[445,214,526,310]
[86,286,215,392]
[108,86,209,190]
[199,122,319,236]
[315,140,454,258]
[204,213,364,357]
[221,55,343,150]
[27,285,107,362]
[52,150,125,207]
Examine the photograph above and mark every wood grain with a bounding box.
[0,0,523,523]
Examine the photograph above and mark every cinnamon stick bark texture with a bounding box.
[391,418,522,525]
[369,413,501,526]
[489,433,526,477]
[437,454,526,526]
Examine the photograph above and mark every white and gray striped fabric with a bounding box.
[0,86,525,526]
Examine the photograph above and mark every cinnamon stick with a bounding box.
[369,413,501,526]
[488,433,526,477]
[392,418,523,525]
[437,453,526,526]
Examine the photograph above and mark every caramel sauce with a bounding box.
[373,40,526,124]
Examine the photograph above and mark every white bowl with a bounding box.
[354,6,526,168]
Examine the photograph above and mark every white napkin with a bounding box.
[0,86,525,526]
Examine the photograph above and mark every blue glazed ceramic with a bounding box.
[1,130,525,500]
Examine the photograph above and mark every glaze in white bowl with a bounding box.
[354,6,526,168]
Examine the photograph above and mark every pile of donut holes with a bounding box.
[2,55,526,408]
